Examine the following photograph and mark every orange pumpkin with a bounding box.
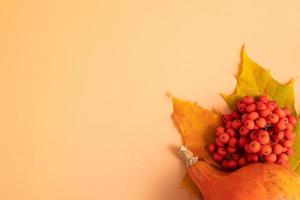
[179,146,300,200]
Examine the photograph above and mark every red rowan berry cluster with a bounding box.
[209,95,297,170]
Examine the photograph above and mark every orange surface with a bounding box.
[1,0,300,200]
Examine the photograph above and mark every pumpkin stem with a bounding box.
[179,145,198,166]
[179,145,227,199]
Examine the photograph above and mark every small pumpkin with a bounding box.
[179,146,300,200]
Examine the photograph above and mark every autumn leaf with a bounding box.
[221,48,299,172]
[172,97,222,166]
[221,47,296,115]
[296,165,300,175]
[290,121,300,171]
[171,97,221,198]
[267,78,296,115]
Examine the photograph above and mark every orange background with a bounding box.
[1,0,300,200]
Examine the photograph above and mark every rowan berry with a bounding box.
[239,126,250,136]
[216,138,225,147]
[278,153,288,162]
[256,101,267,111]
[285,131,295,140]
[237,101,247,113]
[222,114,232,123]
[259,95,269,103]
[276,131,285,140]
[260,144,272,156]
[250,131,258,140]
[227,146,237,153]
[242,96,255,104]
[276,120,287,131]
[248,111,259,120]
[273,144,283,155]
[286,148,294,156]
[248,154,259,163]
[288,116,297,127]
[257,130,270,144]
[283,107,291,116]
[219,133,230,143]
[265,153,277,162]
[232,120,242,129]
[231,111,240,119]
[268,113,279,124]
[238,157,247,167]
[260,109,271,118]
[228,160,238,169]
[246,103,256,113]
[286,123,293,132]
[274,108,286,118]
[208,143,216,153]
[245,119,255,130]
[241,114,248,122]
[217,147,227,156]
[238,136,249,147]
[225,121,232,129]
[222,160,229,168]
[256,117,267,128]
[227,128,236,137]
[267,101,278,111]
[213,153,224,162]
[228,137,238,147]
[282,140,293,148]
[244,144,252,153]
[249,141,261,153]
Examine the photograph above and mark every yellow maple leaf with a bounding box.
[221,47,296,115]
[171,97,221,198]
[290,121,300,171]
[172,97,221,166]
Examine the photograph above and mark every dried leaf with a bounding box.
[172,97,221,197]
